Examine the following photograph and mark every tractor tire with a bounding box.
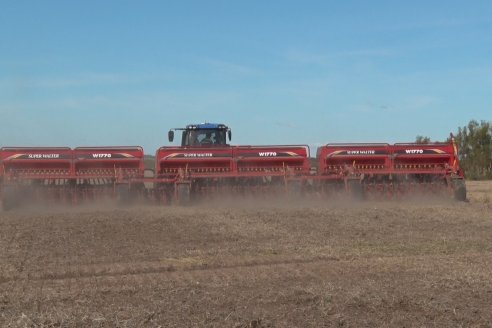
[453,179,467,202]
[177,184,191,206]
[348,179,364,201]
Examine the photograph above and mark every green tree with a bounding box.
[455,120,492,180]
[415,135,431,144]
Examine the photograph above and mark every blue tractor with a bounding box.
[168,123,232,147]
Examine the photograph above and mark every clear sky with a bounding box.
[1,0,491,154]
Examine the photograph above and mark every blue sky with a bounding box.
[1,1,491,154]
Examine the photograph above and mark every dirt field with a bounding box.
[1,182,492,327]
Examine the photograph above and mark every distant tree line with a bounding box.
[455,120,492,180]
[417,120,492,180]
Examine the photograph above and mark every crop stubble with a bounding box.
[1,181,492,327]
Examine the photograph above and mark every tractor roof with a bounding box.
[185,123,229,130]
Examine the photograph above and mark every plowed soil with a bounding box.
[1,181,492,327]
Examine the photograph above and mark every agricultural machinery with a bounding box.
[0,123,466,210]
[0,146,144,210]
[315,135,466,201]
[153,123,310,204]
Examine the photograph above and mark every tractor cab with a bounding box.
[168,123,232,147]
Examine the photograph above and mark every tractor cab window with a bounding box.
[183,129,227,146]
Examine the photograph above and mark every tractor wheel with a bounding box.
[177,184,191,206]
[348,179,364,201]
[453,179,467,202]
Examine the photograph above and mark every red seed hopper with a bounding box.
[315,135,466,200]
[153,123,310,204]
[0,146,144,209]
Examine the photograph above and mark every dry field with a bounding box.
[1,181,492,327]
